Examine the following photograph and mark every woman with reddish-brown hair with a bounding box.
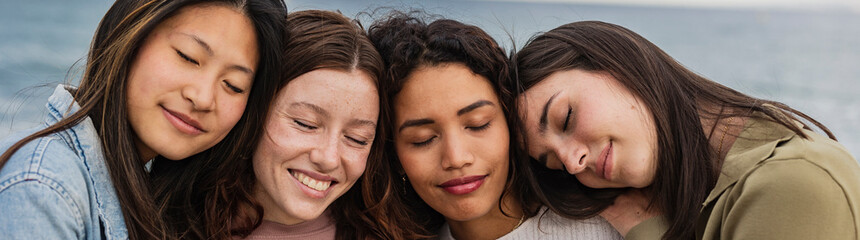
[152,9,391,239]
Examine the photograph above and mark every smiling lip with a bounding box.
[597,142,613,180]
[439,175,487,195]
[289,169,338,199]
[161,106,206,135]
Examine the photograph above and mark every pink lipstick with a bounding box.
[439,175,486,195]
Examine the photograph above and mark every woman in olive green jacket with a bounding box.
[513,21,860,239]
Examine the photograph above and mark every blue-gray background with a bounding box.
[1,0,858,159]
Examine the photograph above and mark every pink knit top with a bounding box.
[241,212,336,240]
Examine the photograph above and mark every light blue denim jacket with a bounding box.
[0,85,128,239]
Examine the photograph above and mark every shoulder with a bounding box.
[1,129,88,182]
[0,132,90,237]
[745,129,860,198]
[739,157,847,202]
[1,129,91,213]
[505,208,622,239]
[728,118,860,203]
[716,146,860,238]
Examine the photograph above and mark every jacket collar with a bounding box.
[45,84,129,239]
[702,111,798,207]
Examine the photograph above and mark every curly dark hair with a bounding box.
[364,10,542,239]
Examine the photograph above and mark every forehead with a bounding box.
[394,64,498,116]
[518,71,570,118]
[158,4,243,31]
[279,69,379,114]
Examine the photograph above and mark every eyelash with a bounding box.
[562,106,572,131]
[224,80,244,93]
[412,136,436,147]
[346,136,369,146]
[467,121,491,131]
[176,50,199,65]
[294,120,318,130]
[295,119,370,146]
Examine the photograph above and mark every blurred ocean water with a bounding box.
[1,0,858,158]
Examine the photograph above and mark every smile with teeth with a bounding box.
[292,171,333,191]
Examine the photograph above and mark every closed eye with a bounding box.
[562,106,572,131]
[176,49,199,65]
[466,121,491,131]
[412,136,436,147]
[224,80,244,94]
[294,119,318,130]
[346,136,369,146]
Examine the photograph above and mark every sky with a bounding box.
[477,0,860,11]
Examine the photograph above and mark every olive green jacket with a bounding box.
[626,115,860,240]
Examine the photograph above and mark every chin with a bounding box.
[439,201,493,222]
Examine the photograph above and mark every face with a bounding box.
[519,69,658,189]
[253,69,379,225]
[127,4,258,160]
[394,63,510,222]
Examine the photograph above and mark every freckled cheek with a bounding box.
[252,138,280,173]
[256,124,303,162]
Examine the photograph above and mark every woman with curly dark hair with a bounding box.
[364,11,622,239]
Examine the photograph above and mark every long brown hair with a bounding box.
[514,20,835,240]
[365,10,542,239]
[152,9,386,239]
[2,0,286,239]
[0,0,287,239]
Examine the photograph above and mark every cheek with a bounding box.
[397,150,434,185]
[126,64,158,108]
[628,155,658,188]
[343,153,369,184]
[129,45,176,90]
[254,121,297,165]
[215,95,250,131]
[252,136,279,176]
[487,123,511,166]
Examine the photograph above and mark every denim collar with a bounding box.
[45,84,128,239]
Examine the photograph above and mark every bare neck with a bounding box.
[447,193,524,240]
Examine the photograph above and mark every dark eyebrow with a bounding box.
[539,92,561,134]
[398,119,434,133]
[457,100,494,116]
[181,33,254,75]
[290,102,329,118]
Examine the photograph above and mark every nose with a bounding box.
[555,143,588,175]
[309,133,340,172]
[440,132,474,170]
[181,76,217,111]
